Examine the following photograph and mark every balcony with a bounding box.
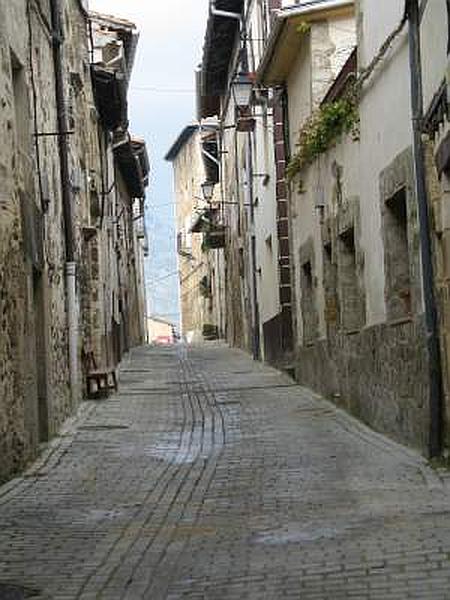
[203,226,226,250]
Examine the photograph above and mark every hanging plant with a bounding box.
[296,21,311,35]
[199,275,212,298]
[286,87,359,182]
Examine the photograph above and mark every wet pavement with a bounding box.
[1,343,450,599]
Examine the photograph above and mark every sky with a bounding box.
[89,0,209,326]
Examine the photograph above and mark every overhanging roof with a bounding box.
[165,125,198,162]
[92,65,128,130]
[196,68,220,122]
[114,132,149,198]
[89,11,139,81]
[131,137,150,188]
[199,0,244,118]
[257,0,354,86]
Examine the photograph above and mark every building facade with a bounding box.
[197,0,295,364]
[166,125,218,343]
[190,0,450,456]
[0,0,148,483]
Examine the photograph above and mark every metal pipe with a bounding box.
[201,148,221,166]
[407,0,444,457]
[247,132,261,361]
[50,0,74,262]
[210,1,242,22]
[50,0,78,405]
[66,262,79,402]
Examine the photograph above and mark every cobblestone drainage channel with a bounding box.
[0,583,41,599]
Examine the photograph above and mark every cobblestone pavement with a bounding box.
[1,344,450,599]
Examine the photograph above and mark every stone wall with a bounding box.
[171,128,212,342]
[0,0,75,481]
[296,316,430,452]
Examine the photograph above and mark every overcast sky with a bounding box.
[89,0,209,325]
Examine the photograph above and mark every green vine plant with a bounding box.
[286,8,409,184]
[296,21,311,35]
[286,86,359,183]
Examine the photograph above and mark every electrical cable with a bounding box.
[26,0,46,212]
[131,86,195,93]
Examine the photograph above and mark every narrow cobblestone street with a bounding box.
[1,344,450,599]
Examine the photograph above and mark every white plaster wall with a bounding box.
[358,0,415,324]
[420,0,448,112]
[253,112,280,327]
[292,136,360,342]
[248,1,281,333]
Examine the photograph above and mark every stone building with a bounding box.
[86,11,149,367]
[420,0,450,451]
[256,0,450,455]
[0,1,148,483]
[197,0,295,364]
[147,316,175,345]
[192,0,450,456]
[166,125,217,343]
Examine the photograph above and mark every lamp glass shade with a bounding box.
[201,181,215,201]
[232,73,253,107]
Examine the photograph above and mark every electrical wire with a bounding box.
[131,86,195,94]
[26,0,46,212]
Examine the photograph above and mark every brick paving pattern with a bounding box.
[1,344,450,599]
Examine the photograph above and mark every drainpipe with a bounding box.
[50,0,79,406]
[247,136,261,361]
[210,0,242,23]
[407,0,444,457]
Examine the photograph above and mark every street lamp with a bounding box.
[231,72,254,108]
[201,181,215,202]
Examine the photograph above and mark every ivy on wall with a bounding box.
[286,9,409,183]
[286,91,359,182]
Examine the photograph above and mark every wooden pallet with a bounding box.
[84,351,118,399]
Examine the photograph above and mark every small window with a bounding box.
[301,260,317,343]
[323,243,339,332]
[184,216,192,251]
[383,188,411,319]
[338,228,364,331]
[11,53,30,153]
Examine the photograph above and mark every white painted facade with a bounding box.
[358,0,417,325]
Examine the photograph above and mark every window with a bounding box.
[383,188,411,319]
[338,227,364,331]
[11,53,29,153]
[184,216,192,251]
[323,243,339,332]
[300,260,317,343]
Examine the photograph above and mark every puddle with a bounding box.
[79,424,130,431]
[145,443,198,464]
[84,509,124,523]
[253,522,348,545]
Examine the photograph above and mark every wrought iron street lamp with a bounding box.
[201,181,215,201]
[231,72,254,108]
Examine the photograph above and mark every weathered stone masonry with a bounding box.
[295,148,430,452]
[0,1,149,482]
[0,0,73,481]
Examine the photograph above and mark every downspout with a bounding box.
[210,1,242,23]
[50,0,79,407]
[248,134,261,360]
[239,12,259,360]
[407,0,444,457]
